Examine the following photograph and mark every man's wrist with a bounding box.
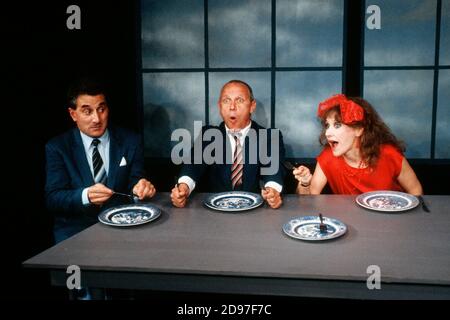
[178,176,195,194]
[81,187,91,205]
[264,181,282,193]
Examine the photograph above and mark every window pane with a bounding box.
[436,70,450,158]
[209,72,271,128]
[141,0,204,68]
[276,71,342,158]
[364,0,436,66]
[142,73,205,157]
[209,0,271,67]
[364,70,434,158]
[276,0,344,67]
[440,0,450,65]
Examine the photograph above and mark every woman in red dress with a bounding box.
[294,94,423,195]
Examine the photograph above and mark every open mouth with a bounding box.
[230,116,237,121]
[328,140,339,149]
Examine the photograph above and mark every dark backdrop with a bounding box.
[5,0,140,300]
[4,0,450,300]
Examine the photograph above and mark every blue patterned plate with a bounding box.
[283,216,347,241]
[204,192,264,212]
[98,203,161,227]
[356,190,419,212]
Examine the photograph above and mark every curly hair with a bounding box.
[318,96,405,168]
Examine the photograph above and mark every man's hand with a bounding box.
[88,183,114,205]
[171,183,190,208]
[261,187,282,209]
[132,178,156,200]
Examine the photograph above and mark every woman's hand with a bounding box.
[293,165,312,187]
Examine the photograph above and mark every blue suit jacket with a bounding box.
[45,126,146,220]
[179,121,286,193]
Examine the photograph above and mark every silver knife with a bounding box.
[418,195,430,212]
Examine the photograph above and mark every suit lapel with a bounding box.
[72,129,94,186]
[107,128,121,189]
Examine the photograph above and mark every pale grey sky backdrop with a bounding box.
[276,0,343,67]
[364,0,436,66]
[141,0,204,68]
[276,71,342,157]
[209,0,271,67]
[364,70,434,158]
[141,0,448,159]
[364,0,448,159]
[143,72,205,157]
[441,0,450,64]
[437,69,450,159]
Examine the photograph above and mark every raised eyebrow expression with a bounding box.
[221,96,246,104]
[324,119,342,129]
[80,103,108,114]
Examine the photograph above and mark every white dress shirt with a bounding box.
[79,130,110,205]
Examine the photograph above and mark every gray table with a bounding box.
[23,193,450,299]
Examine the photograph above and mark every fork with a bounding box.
[259,180,266,191]
[319,213,328,233]
[113,191,134,200]
[113,191,140,203]
[282,160,300,171]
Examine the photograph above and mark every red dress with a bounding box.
[317,144,404,194]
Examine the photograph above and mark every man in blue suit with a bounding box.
[46,78,156,243]
[171,80,285,209]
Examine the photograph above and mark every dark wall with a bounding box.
[6,0,140,299]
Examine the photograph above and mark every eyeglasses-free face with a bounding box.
[68,94,109,138]
[218,82,256,130]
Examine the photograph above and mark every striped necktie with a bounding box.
[230,132,243,189]
[92,138,107,184]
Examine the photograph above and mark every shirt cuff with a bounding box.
[81,187,90,205]
[265,181,283,193]
[178,176,195,194]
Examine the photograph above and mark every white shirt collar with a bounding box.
[79,129,109,150]
[225,121,252,139]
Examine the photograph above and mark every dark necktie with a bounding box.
[92,139,107,184]
[230,132,243,189]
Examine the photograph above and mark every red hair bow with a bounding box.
[317,94,364,124]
